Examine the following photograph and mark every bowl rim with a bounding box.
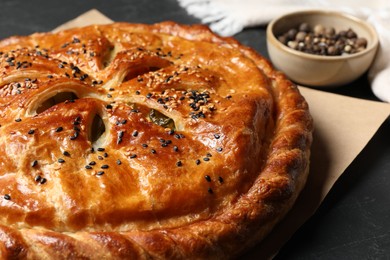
[266,9,379,61]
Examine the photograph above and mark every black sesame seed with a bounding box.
[97,147,105,152]
[58,158,65,163]
[90,147,95,153]
[173,146,179,152]
[89,161,96,165]
[15,118,22,122]
[116,159,122,165]
[142,143,148,148]
[205,175,211,182]
[55,126,63,132]
[28,129,35,135]
[97,171,105,176]
[132,130,138,137]
[216,147,223,152]
[98,156,104,160]
[107,94,112,98]
[101,164,109,169]
[168,129,175,135]
[4,194,11,200]
[85,165,92,169]
[70,131,79,140]
[106,104,113,109]
[40,178,47,184]
[208,188,213,194]
[206,153,212,157]
[63,151,70,156]
[203,157,210,162]
[35,175,42,182]
[135,90,141,95]
[151,149,156,154]
[196,159,201,165]
[218,176,224,183]
[130,154,137,159]
[146,93,152,99]
[214,134,220,139]
[161,143,168,147]
[73,126,80,131]
[103,153,108,157]
[176,161,182,167]
[32,160,38,167]
[117,137,122,144]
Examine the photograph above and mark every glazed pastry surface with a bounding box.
[0,22,313,259]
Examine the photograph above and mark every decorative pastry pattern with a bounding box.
[0,22,313,259]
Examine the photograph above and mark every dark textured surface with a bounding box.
[1,0,389,259]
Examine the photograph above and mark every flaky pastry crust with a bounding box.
[0,22,313,259]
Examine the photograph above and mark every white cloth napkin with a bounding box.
[178,0,390,102]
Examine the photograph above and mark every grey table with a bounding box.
[1,0,389,258]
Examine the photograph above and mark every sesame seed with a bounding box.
[195,159,201,165]
[58,158,65,163]
[32,160,38,167]
[55,126,63,132]
[214,134,220,139]
[34,175,42,182]
[176,161,182,167]
[4,194,11,200]
[15,118,22,122]
[173,146,179,152]
[63,151,70,156]
[206,153,212,157]
[205,175,211,182]
[101,164,109,169]
[132,130,138,137]
[89,161,96,165]
[218,176,224,183]
[85,165,92,169]
[216,147,223,152]
[142,143,148,148]
[97,148,105,152]
[208,188,213,194]
[203,157,210,162]
[28,129,35,135]
[98,156,104,160]
[40,178,47,184]
[130,154,137,159]
[151,149,156,154]
[106,104,113,109]
[97,171,105,176]
[70,131,79,140]
[116,159,122,165]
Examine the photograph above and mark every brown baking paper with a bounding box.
[53,9,390,259]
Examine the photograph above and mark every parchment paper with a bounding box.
[53,9,390,259]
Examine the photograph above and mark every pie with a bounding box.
[0,22,313,258]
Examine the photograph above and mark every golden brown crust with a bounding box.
[0,21,313,258]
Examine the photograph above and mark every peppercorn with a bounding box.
[278,23,367,56]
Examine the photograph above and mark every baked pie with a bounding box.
[0,22,313,259]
